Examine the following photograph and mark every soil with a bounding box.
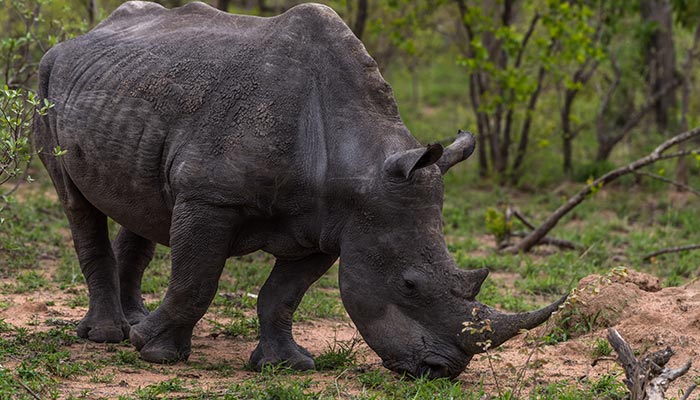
[1,258,699,398]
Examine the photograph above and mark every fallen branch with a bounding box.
[506,207,582,250]
[643,244,700,262]
[606,328,694,399]
[500,125,700,254]
[509,232,580,250]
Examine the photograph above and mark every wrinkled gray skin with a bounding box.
[35,1,564,379]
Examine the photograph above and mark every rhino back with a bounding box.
[41,1,406,249]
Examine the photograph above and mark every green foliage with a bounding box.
[591,337,613,358]
[313,338,359,371]
[0,88,53,189]
[209,315,260,339]
[0,323,95,399]
[0,0,89,210]
[485,207,512,244]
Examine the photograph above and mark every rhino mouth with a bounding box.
[382,352,468,380]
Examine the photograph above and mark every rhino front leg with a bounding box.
[129,201,234,363]
[114,228,156,325]
[250,253,338,370]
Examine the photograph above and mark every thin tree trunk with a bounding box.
[217,0,231,12]
[640,0,678,133]
[595,78,681,161]
[511,60,547,179]
[353,0,367,41]
[674,22,700,187]
[87,0,98,26]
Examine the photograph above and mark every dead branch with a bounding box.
[501,126,700,254]
[643,244,700,262]
[508,232,580,251]
[502,208,582,250]
[509,208,536,230]
[633,170,700,197]
[606,328,694,400]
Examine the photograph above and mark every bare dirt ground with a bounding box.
[1,252,698,398]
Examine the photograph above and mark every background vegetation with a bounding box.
[1,0,699,398]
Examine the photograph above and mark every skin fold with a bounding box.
[35,1,563,379]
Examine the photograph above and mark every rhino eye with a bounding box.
[399,278,419,298]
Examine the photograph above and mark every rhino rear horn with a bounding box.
[437,130,476,174]
[451,268,489,300]
[384,143,443,179]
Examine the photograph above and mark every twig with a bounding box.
[510,208,536,230]
[591,356,617,367]
[633,170,700,197]
[0,366,43,400]
[16,379,42,400]
[643,244,700,262]
[680,383,697,400]
[483,349,503,396]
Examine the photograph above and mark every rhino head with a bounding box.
[337,131,565,379]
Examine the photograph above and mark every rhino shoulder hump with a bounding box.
[285,3,339,19]
[94,1,165,29]
[172,1,221,16]
[281,3,348,33]
[111,1,164,16]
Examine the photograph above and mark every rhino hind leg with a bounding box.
[113,228,155,325]
[41,156,130,343]
[129,201,235,363]
[250,253,337,371]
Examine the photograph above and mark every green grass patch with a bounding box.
[314,338,359,371]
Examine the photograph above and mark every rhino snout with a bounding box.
[382,351,470,380]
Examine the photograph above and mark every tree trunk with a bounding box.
[352,0,367,41]
[217,0,231,12]
[87,0,98,26]
[674,22,700,187]
[596,135,618,161]
[640,0,678,133]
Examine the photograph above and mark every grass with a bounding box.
[314,338,360,371]
[591,337,614,358]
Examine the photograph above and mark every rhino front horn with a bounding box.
[462,294,568,353]
[437,130,476,174]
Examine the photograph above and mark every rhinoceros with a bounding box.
[35,1,564,378]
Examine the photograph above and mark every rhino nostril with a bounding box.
[421,360,451,379]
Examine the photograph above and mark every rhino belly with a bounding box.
[57,93,173,245]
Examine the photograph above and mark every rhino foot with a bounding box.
[129,323,191,364]
[249,340,315,371]
[123,305,149,326]
[76,313,130,343]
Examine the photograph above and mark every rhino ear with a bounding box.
[384,143,444,180]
